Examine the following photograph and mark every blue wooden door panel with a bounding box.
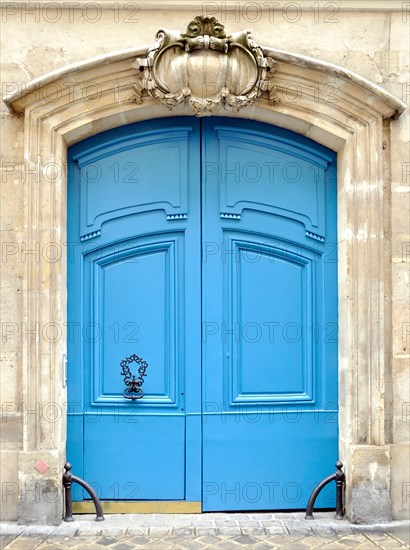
[84,416,185,499]
[73,128,192,240]
[215,126,333,241]
[201,118,338,511]
[67,116,338,509]
[67,118,202,502]
[229,234,314,402]
[85,237,180,405]
[203,415,337,510]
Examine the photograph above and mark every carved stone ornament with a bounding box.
[131,16,278,116]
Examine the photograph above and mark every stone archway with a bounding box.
[3,25,405,524]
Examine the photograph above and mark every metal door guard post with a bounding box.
[305,461,345,520]
[63,463,104,522]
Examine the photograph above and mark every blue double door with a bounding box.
[67,117,338,511]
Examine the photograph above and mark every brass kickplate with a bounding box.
[72,501,202,514]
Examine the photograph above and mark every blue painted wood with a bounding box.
[201,118,338,511]
[67,118,202,501]
[67,117,338,510]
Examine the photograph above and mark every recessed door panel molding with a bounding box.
[215,127,334,240]
[84,236,181,406]
[226,234,316,405]
[72,128,192,240]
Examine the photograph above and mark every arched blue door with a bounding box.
[67,117,338,511]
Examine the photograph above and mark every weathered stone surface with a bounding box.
[392,303,410,357]
[390,444,410,520]
[0,451,19,520]
[348,446,392,524]
[17,451,63,525]
[392,358,410,443]
[2,511,410,549]
[0,2,408,525]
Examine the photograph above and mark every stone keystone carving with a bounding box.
[131,16,278,116]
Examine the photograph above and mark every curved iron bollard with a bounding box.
[305,461,345,520]
[63,462,104,522]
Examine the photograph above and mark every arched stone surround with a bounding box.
[3,45,406,525]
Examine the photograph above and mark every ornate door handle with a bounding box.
[120,354,148,400]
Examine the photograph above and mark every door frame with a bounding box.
[5,43,405,524]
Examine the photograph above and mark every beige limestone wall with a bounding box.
[0,6,407,92]
[0,1,409,522]
[0,112,25,519]
[389,10,410,523]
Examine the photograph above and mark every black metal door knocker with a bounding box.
[120,354,148,400]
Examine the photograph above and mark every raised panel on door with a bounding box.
[87,239,179,406]
[228,236,314,404]
[201,118,338,511]
[67,118,202,502]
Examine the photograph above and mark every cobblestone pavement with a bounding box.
[1,513,409,549]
